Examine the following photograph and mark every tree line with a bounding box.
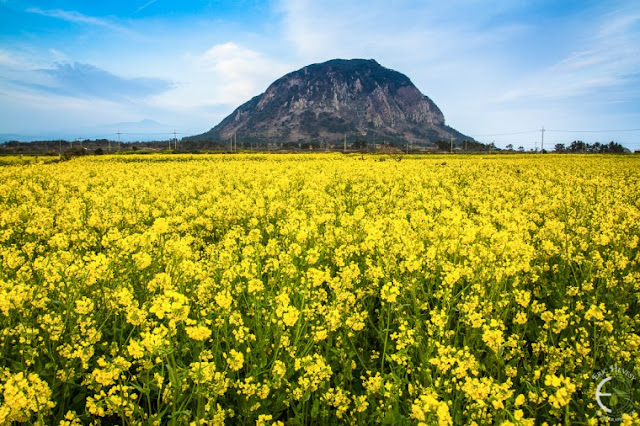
[503,140,629,153]
[552,140,627,153]
[0,138,631,156]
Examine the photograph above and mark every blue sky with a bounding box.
[1,0,639,148]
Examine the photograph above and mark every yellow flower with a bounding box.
[225,349,244,371]
[381,281,400,304]
[152,217,170,234]
[127,339,145,359]
[282,307,299,327]
[214,290,233,310]
[74,297,94,315]
[544,374,576,409]
[0,372,56,423]
[132,252,152,270]
[410,390,452,426]
[185,324,211,341]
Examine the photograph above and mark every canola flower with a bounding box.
[0,156,59,166]
[0,153,639,424]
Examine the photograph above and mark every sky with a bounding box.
[1,0,639,149]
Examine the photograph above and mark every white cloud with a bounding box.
[0,41,292,135]
[0,88,137,134]
[151,42,291,112]
[194,42,292,104]
[0,49,18,66]
[141,42,292,133]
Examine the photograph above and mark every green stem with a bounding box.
[380,304,391,372]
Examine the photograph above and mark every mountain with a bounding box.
[0,134,26,143]
[188,59,473,146]
[87,119,178,141]
[1,119,177,143]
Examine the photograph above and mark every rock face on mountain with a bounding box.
[190,59,472,145]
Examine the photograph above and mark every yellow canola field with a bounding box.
[0,153,639,425]
[0,156,60,166]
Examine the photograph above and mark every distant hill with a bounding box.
[1,119,177,143]
[187,59,474,146]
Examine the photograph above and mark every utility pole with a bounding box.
[344,134,347,152]
[173,131,178,150]
[535,141,538,152]
[117,131,122,149]
[541,127,545,153]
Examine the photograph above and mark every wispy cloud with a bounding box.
[26,7,132,34]
[11,62,174,101]
[496,8,640,105]
[136,0,159,13]
[278,0,525,64]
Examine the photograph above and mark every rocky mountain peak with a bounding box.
[190,59,471,145]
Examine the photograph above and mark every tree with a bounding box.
[606,141,625,153]
[569,140,586,152]
[518,146,524,152]
[436,140,450,152]
[506,144,513,151]
[554,143,565,153]
[352,140,368,150]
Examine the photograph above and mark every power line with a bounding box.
[116,132,184,135]
[546,128,640,133]
[471,130,539,137]
[472,128,640,138]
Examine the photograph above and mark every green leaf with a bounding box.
[610,394,618,407]
[311,398,320,418]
